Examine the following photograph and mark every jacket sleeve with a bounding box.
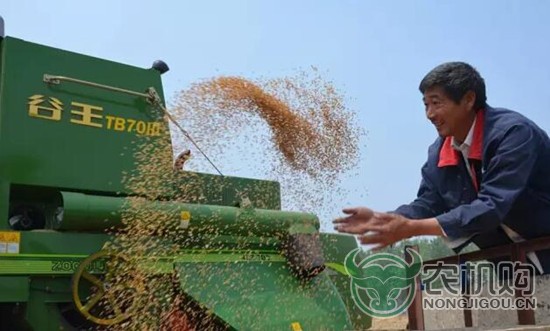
[436,124,541,238]
[393,160,448,219]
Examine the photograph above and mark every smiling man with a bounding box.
[334,62,550,274]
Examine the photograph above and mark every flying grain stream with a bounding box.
[172,68,365,217]
[97,68,365,330]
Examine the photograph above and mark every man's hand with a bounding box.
[357,213,414,249]
[334,208,444,249]
[333,207,375,234]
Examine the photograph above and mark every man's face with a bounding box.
[422,86,474,138]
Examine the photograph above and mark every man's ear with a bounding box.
[462,91,476,111]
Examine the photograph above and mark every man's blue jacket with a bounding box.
[394,105,550,273]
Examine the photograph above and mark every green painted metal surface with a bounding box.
[0,276,29,302]
[177,262,354,331]
[321,233,373,329]
[174,171,282,210]
[0,36,169,194]
[0,251,286,275]
[56,191,318,234]
[18,231,108,254]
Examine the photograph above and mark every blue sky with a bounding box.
[3,0,550,228]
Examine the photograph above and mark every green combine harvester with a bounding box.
[0,17,371,330]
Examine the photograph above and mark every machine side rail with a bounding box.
[407,235,550,330]
[43,74,151,99]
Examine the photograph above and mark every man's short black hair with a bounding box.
[419,62,487,110]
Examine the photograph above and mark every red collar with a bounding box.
[438,109,485,167]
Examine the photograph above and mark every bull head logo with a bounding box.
[344,247,422,318]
